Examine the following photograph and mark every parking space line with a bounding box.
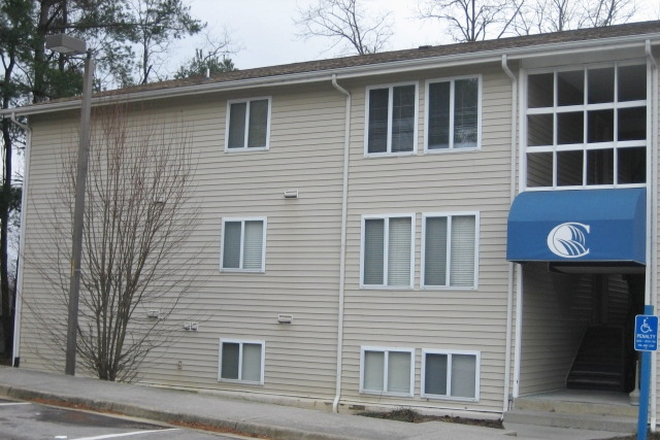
[72,428,179,440]
[0,402,31,406]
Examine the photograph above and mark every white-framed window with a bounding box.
[360,347,414,397]
[422,213,478,289]
[365,83,418,155]
[421,349,480,401]
[361,215,414,288]
[426,76,481,151]
[221,218,266,272]
[218,339,265,385]
[525,63,647,189]
[226,97,271,150]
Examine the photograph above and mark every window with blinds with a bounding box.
[218,340,265,385]
[421,349,480,401]
[226,97,271,150]
[427,77,480,151]
[366,83,417,155]
[221,218,266,272]
[362,216,413,287]
[422,213,477,288]
[360,347,414,396]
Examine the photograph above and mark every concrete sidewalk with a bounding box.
[0,367,630,440]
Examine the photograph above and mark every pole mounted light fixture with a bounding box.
[45,34,87,55]
[45,33,94,377]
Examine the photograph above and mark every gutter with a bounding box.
[7,113,30,368]
[501,54,517,416]
[646,39,658,432]
[3,34,660,118]
[331,74,351,413]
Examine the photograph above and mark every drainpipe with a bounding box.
[331,74,351,413]
[646,39,658,432]
[512,64,525,400]
[501,54,517,415]
[8,113,31,368]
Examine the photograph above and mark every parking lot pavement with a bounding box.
[0,398,245,439]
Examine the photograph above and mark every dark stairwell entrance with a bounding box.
[566,273,644,393]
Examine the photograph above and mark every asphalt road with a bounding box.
[0,398,246,439]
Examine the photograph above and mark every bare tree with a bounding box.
[513,0,640,35]
[28,103,200,381]
[582,0,638,27]
[417,0,523,42]
[295,0,394,55]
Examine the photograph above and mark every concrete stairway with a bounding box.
[566,325,628,392]
[504,390,638,434]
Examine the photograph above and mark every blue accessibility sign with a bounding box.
[635,315,659,352]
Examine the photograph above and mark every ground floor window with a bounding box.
[421,349,480,400]
[218,339,265,385]
[360,347,414,396]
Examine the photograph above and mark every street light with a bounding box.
[45,33,94,376]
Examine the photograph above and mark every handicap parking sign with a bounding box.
[635,315,659,352]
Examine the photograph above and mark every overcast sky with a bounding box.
[171,0,659,73]
[172,0,438,70]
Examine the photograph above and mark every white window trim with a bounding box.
[364,82,419,157]
[420,212,479,290]
[360,214,415,289]
[522,62,648,191]
[224,96,272,151]
[424,75,482,153]
[421,349,480,402]
[359,346,415,397]
[220,217,267,273]
[218,339,265,385]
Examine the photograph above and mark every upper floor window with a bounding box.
[426,77,480,151]
[422,213,478,289]
[361,215,414,288]
[526,64,646,189]
[226,97,271,150]
[221,218,266,272]
[366,83,417,155]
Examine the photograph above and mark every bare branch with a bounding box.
[295,0,394,55]
[27,102,203,381]
[417,0,522,42]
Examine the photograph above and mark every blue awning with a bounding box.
[507,188,646,264]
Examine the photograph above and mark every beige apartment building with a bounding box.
[4,20,660,427]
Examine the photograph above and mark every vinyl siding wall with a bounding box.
[18,62,515,412]
[20,85,348,400]
[518,263,594,395]
[19,113,80,371]
[338,64,514,413]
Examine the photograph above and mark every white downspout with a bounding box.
[8,112,31,368]
[331,74,351,413]
[646,39,658,432]
[501,54,517,415]
[512,63,526,400]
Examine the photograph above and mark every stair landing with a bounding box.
[505,389,638,434]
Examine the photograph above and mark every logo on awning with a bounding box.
[547,222,591,258]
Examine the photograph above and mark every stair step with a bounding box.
[567,325,628,392]
[504,409,636,433]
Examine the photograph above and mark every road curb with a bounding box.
[0,384,358,440]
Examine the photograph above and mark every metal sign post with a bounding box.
[635,306,658,440]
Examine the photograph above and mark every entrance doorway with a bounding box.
[518,263,644,396]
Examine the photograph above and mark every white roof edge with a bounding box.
[3,32,660,118]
